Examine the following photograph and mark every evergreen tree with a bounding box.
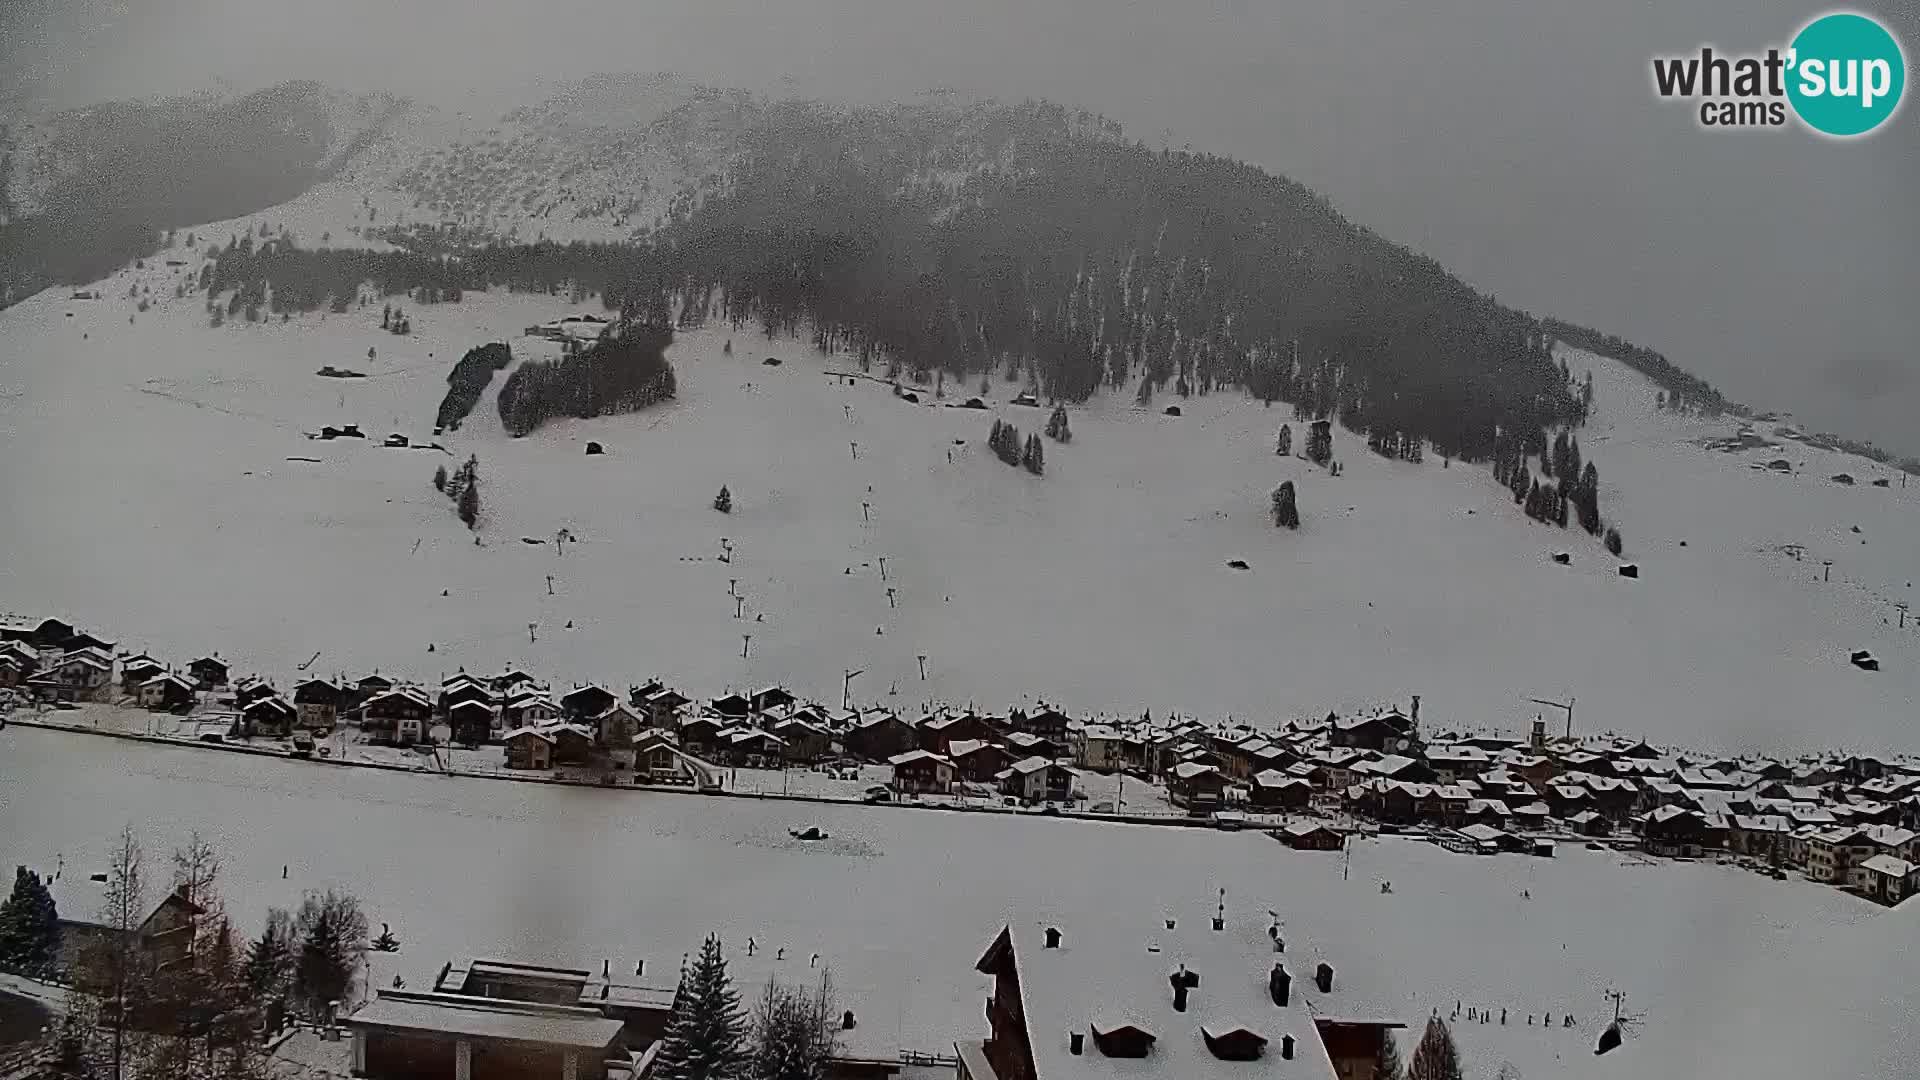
[245,907,295,1001]
[1045,404,1072,443]
[1271,481,1299,529]
[655,935,749,1080]
[1575,462,1601,533]
[1406,1016,1464,1080]
[432,464,448,492]
[1277,423,1292,456]
[292,889,368,1020]
[714,486,733,514]
[1605,527,1623,556]
[1306,420,1333,466]
[1375,1030,1405,1080]
[1022,433,1045,475]
[458,481,480,529]
[0,866,60,978]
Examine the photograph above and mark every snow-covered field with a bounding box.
[2,248,1916,755]
[0,725,1912,1080]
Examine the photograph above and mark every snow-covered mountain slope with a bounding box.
[2,247,1914,755]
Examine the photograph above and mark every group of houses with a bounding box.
[334,902,1402,1080]
[0,617,222,711]
[9,611,1919,906]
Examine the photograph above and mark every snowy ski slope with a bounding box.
[1,242,1916,755]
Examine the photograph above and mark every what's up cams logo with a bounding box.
[1652,11,1907,136]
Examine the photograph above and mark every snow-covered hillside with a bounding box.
[2,241,1915,756]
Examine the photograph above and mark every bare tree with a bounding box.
[91,826,147,1080]
[750,973,839,1080]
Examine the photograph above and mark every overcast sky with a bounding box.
[6,0,1916,454]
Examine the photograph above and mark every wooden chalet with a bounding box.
[449,699,498,746]
[1278,822,1345,851]
[241,695,297,737]
[187,655,230,689]
[560,684,617,722]
[1168,762,1227,814]
[503,727,556,770]
[889,750,955,794]
[1250,770,1313,810]
[846,712,915,762]
[292,678,342,730]
[138,672,198,712]
[921,712,1000,755]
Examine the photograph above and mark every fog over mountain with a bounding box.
[4,0,1916,453]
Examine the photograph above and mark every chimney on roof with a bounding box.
[1069,1032,1085,1055]
[1170,965,1199,1012]
[1314,963,1334,994]
[1044,927,1061,949]
[841,1010,857,1030]
[1281,1035,1295,1060]
[1269,963,1291,1007]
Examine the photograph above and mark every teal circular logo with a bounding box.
[1787,12,1906,136]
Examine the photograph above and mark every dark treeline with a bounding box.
[201,235,665,314]
[0,82,379,308]
[437,342,513,431]
[497,325,677,437]
[196,97,1726,466]
[629,98,1585,462]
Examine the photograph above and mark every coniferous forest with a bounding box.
[496,325,677,437]
[187,96,1747,471]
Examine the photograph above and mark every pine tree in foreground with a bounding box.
[293,889,368,1019]
[750,974,839,1080]
[655,935,750,1080]
[1374,1029,1405,1080]
[1604,526,1623,556]
[1276,423,1292,456]
[1406,1015,1464,1080]
[0,865,60,978]
[714,486,733,514]
[246,907,295,1001]
[432,464,448,492]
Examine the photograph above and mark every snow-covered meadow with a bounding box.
[1,248,1916,755]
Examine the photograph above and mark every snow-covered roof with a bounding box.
[989,918,1343,1080]
[1173,762,1221,781]
[501,726,556,744]
[889,750,952,768]
[141,672,197,691]
[1858,854,1916,878]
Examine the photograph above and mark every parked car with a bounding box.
[863,785,892,804]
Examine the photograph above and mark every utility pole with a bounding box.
[843,669,864,711]
[1530,696,1575,741]
[916,655,928,681]
[741,634,752,659]
[886,587,897,609]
